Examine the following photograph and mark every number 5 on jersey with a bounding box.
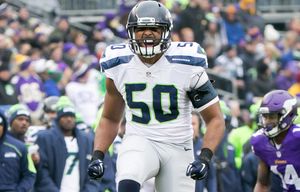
[125,83,179,124]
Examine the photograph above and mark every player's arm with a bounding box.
[88,77,125,180]
[254,159,270,192]
[188,72,225,153]
[94,77,125,154]
[200,101,225,152]
[186,76,225,180]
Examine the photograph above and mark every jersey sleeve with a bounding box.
[167,42,218,111]
[185,54,218,111]
[99,43,134,81]
[250,129,266,160]
[167,42,208,69]
[99,46,114,80]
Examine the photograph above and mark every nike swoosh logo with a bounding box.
[184,147,192,151]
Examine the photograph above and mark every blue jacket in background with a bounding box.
[0,111,36,192]
[193,136,217,192]
[34,122,99,192]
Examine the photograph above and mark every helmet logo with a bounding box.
[137,17,156,25]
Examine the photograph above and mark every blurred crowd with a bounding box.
[1,0,300,191]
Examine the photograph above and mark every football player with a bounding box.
[251,90,300,191]
[87,1,225,192]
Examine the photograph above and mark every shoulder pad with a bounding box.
[101,43,132,60]
[250,129,264,146]
[100,43,134,70]
[252,128,264,138]
[168,42,206,56]
[165,42,207,68]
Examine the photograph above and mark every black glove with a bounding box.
[186,148,213,180]
[87,150,105,180]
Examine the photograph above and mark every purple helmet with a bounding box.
[258,90,298,137]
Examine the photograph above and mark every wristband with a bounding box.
[199,148,213,162]
[92,150,105,161]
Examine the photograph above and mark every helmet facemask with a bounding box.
[258,96,297,138]
[127,23,171,58]
[259,112,281,138]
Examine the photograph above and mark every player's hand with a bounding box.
[186,158,209,180]
[88,159,105,180]
[87,150,105,180]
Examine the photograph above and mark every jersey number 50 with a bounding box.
[125,83,179,124]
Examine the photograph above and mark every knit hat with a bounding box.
[56,105,76,120]
[7,104,31,125]
[264,24,280,42]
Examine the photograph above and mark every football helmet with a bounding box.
[258,90,297,138]
[126,1,173,58]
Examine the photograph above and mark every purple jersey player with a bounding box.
[251,90,300,191]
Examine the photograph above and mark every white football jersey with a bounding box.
[100,42,218,144]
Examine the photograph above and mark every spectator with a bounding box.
[222,4,245,46]
[34,105,99,191]
[10,60,45,123]
[0,110,36,191]
[174,0,209,44]
[264,24,280,44]
[17,7,30,28]
[0,53,18,106]
[288,16,300,34]
[213,45,245,99]
[250,59,276,98]
[49,16,72,43]
[72,31,89,55]
[40,96,59,129]
[239,35,259,77]
[235,0,265,33]
[62,42,79,68]
[0,34,12,69]
[280,31,298,66]
[0,15,7,33]
[87,23,106,53]
[34,59,61,97]
[7,104,41,166]
[263,42,281,77]
[275,60,298,90]
[203,14,224,57]
[6,104,31,142]
[65,64,102,126]
[178,27,194,42]
[48,45,73,91]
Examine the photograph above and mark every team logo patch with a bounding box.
[4,152,17,158]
